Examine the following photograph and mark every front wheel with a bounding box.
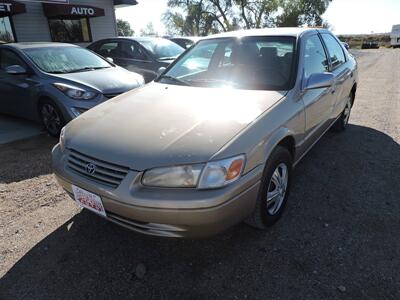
[245,146,292,229]
[39,100,65,137]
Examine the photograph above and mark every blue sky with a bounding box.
[116,0,400,35]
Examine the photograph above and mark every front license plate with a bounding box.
[72,185,106,217]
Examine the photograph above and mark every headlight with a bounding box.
[198,155,245,189]
[53,83,98,100]
[141,154,246,189]
[142,165,203,188]
[59,126,66,151]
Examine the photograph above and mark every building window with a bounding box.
[0,16,16,43]
[48,18,91,43]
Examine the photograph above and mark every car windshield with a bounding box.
[158,36,296,90]
[139,38,184,60]
[23,46,111,74]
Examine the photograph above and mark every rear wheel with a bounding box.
[245,146,292,229]
[333,94,353,132]
[39,100,65,137]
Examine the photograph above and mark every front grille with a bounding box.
[67,149,129,188]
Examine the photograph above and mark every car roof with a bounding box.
[206,27,321,39]
[1,42,78,50]
[105,36,169,43]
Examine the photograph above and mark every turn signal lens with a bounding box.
[198,155,246,189]
[226,159,244,181]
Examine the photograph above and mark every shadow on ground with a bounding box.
[0,135,57,184]
[1,124,399,299]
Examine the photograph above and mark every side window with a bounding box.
[0,49,26,70]
[97,42,119,58]
[303,35,329,78]
[321,33,346,70]
[120,42,148,60]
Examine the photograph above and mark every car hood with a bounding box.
[53,67,143,94]
[65,82,286,171]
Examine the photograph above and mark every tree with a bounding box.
[163,0,332,35]
[140,22,158,36]
[117,19,134,36]
[276,0,332,27]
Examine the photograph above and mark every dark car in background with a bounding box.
[0,43,144,136]
[361,41,380,49]
[88,37,185,83]
[168,36,201,49]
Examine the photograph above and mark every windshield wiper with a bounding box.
[158,75,190,86]
[68,66,110,73]
[158,56,178,61]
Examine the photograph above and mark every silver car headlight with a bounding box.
[198,155,245,189]
[53,83,98,100]
[59,126,66,151]
[142,155,245,189]
[142,165,203,188]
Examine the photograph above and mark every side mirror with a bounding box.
[105,57,114,63]
[342,42,350,50]
[304,73,335,90]
[6,65,27,75]
[157,66,166,75]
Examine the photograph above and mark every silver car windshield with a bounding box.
[159,36,296,90]
[24,47,112,74]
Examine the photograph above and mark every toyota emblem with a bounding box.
[86,163,96,175]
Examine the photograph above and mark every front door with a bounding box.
[301,34,336,143]
[0,49,34,119]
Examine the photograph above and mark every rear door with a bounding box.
[91,40,121,61]
[320,33,352,119]
[117,40,157,82]
[301,34,336,141]
[0,49,34,119]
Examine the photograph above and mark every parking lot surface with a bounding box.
[0,49,399,299]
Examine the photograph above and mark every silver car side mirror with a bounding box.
[304,73,335,90]
[157,67,166,75]
[342,42,350,50]
[6,65,27,75]
[105,57,114,63]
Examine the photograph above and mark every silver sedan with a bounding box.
[52,28,358,238]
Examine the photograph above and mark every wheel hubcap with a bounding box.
[343,100,351,125]
[266,163,289,215]
[41,104,61,134]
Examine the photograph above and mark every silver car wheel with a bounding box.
[343,99,352,125]
[266,163,289,215]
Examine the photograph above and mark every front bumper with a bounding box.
[52,145,263,238]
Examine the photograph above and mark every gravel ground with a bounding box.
[0,49,399,299]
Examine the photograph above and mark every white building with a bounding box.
[0,0,137,46]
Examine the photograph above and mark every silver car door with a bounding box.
[320,33,352,119]
[300,34,336,144]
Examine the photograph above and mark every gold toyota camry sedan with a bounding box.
[52,28,358,238]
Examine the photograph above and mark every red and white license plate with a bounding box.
[72,185,106,217]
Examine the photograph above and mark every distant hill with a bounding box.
[338,33,391,49]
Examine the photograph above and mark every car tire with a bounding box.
[245,146,292,229]
[39,99,65,137]
[333,92,354,132]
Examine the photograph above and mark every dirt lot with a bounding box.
[1,49,399,299]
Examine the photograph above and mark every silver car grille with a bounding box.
[67,149,129,188]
